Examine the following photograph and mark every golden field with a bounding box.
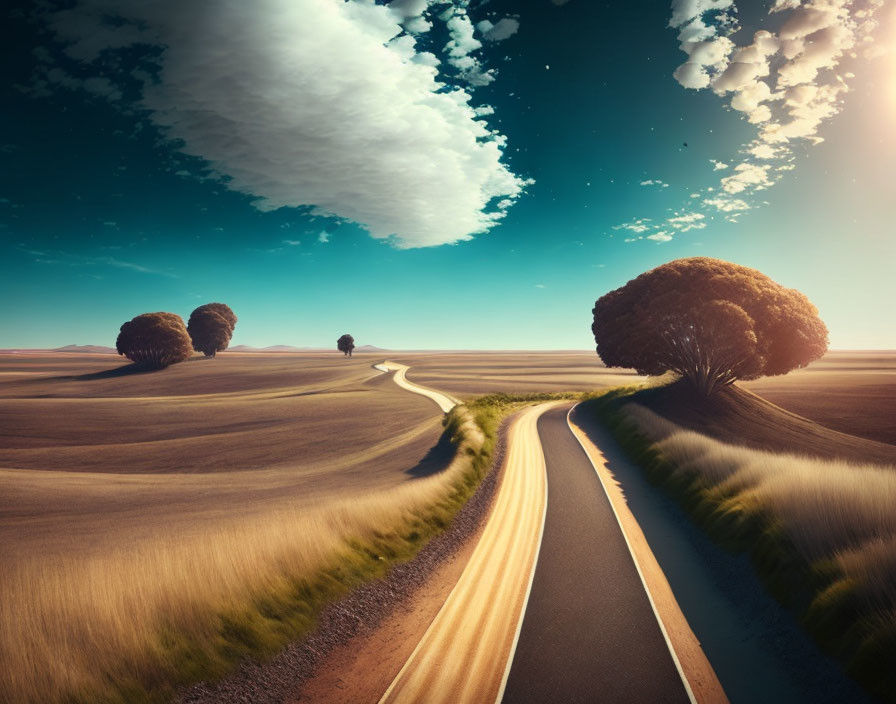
[0,352,472,703]
[0,349,893,702]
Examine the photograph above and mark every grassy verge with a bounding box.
[2,395,574,704]
[583,386,896,703]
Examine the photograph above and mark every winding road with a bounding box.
[373,362,459,413]
[372,363,701,704]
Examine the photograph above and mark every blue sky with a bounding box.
[1,0,894,349]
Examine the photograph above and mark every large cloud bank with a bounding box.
[34,0,529,248]
[673,0,887,216]
[619,0,887,243]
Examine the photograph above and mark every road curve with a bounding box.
[373,362,459,414]
[500,405,694,704]
[378,402,560,704]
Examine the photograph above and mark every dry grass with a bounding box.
[620,401,896,698]
[627,404,896,573]
[0,407,485,704]
[0,354,487,704]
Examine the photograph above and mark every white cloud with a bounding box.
[720,162,774,193]
[647,231,674,242]
[318,231,330,244]
[388,0,429,20]
[703,196,750,212]
[667,212,706,231]
[613,218,652,234]
[669,0,734,29]
[445,10,495,85]
[673,36,735,89]
[477,18,520,42]
[640,179,670,187]
[36,0,530,249]
[282,239,301,246]
[747,142,779,159]
[647,0,886,229]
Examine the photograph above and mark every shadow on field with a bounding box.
[405,427,455,478]
[54,363,161,381]
[572,404,873,704]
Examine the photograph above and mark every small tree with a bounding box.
[591,257,829,396]
[337,334,355,357]
[188,303,237,357]
[116,312,193,369]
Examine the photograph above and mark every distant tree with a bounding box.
[116,312,194,369]
[591,257,829,396]
[188,303,237,357]
[337,334,355,357]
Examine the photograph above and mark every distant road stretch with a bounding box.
[373,362,459,413]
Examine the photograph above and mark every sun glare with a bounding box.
[887,5,896,115]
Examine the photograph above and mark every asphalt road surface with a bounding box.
[501,405,692,704]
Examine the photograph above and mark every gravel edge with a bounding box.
[178,416,511,704]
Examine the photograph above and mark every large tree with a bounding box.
[591,257,829,396]
[337,334,355,357]
[188,303,237,357]
[116,312,194,369]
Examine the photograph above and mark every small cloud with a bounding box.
[318,231,330,243]
[710,159,729,170]
[640,179,669,187]
[22,246,179,278]
[666,212,706,231]
[534,283,546,288]
[283,239,301,246]
[613,218,652,234]
[704,196,751,212]
[647,231,673,242]
[476,18,520,42]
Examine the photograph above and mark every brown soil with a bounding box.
[743,351,896,446]
[387,351,640,398]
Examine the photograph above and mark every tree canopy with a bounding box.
[116,312,193,369]
[337,334,355,357]
[188,303,237,357]
[591,257,829,395]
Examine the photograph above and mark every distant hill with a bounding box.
[226,345,315,352]
[0,344,118,354]
[225,344,389,352]
[53,344,117,354]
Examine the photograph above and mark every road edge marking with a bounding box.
[493,404,553,704]
[377,402,555,704]
[566,403,698,704]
